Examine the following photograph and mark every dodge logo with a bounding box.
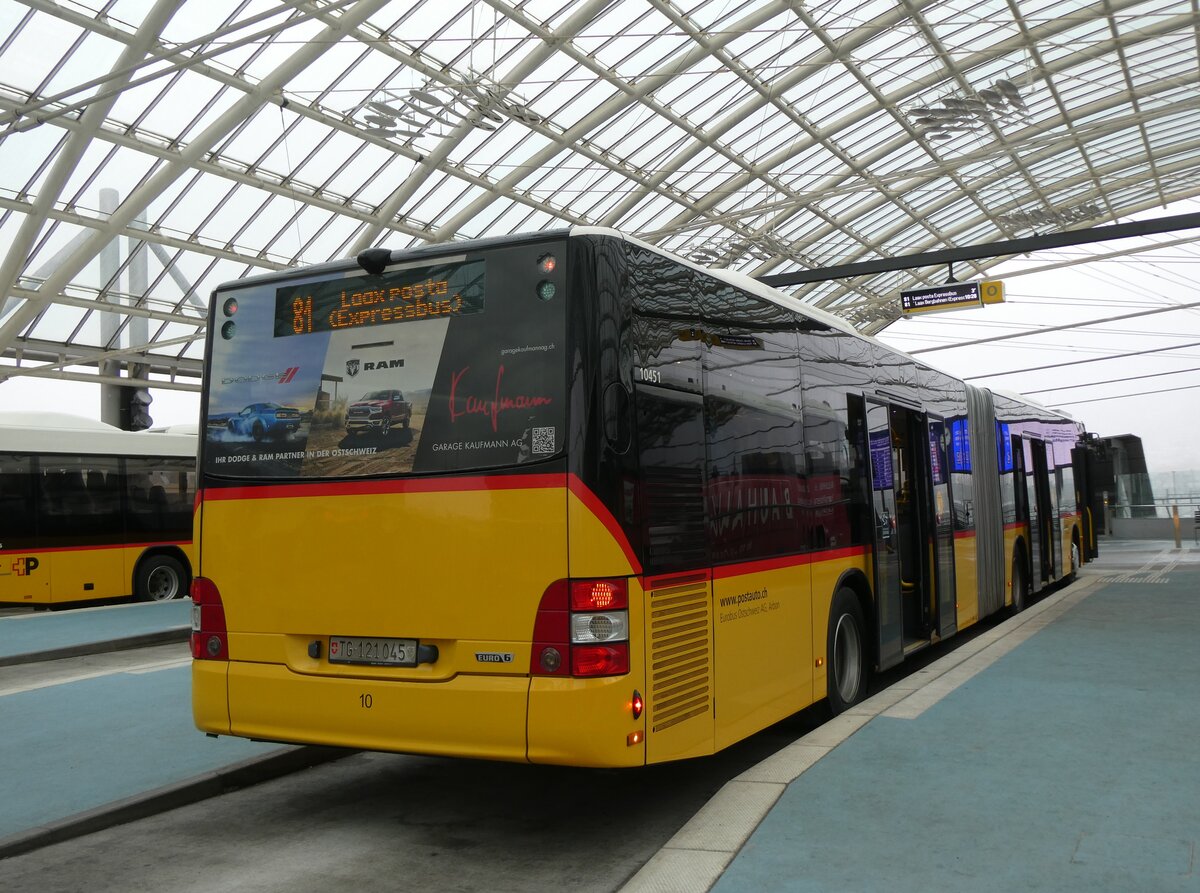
[346,359,360,377]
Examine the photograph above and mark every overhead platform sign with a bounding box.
[900,279,1004,316]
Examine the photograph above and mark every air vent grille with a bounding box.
[647,572,711,732]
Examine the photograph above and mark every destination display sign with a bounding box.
[274,259,485,337]
[899,279,1004,316]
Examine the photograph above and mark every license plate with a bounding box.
[328,636,418,667]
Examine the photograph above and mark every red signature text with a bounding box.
[449,365,552,432]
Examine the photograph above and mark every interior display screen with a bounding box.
[951,418,972,473]
[274,260,485,337]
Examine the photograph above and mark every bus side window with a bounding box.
[0,454,35,545]
[89,466,122,523]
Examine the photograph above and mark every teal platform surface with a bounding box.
[621,540,1200,892]
[711,541,1200,892]
[0,661,283,840]
[0,599,190,662]
[0,598,293,854]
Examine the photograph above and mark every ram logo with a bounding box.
[475,652,514,664]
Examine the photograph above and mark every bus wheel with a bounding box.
[827,587,868,714]
[1011,554,1028,614]
[136,555,186,602]
[1068,537,1080,582]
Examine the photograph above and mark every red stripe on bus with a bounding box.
[566,475,643,575]
[200,473,567,501]
[0,540,192,555]
[711,545,868,580]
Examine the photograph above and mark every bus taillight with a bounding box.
[569,579,627,611]
[532,578,630,678]
[571,643,629,677]
[190,576,228,661]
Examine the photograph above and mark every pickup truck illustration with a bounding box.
[345,389,412,436]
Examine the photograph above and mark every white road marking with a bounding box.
[0,656,190,697]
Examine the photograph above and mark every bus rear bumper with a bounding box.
[220,660,531,762]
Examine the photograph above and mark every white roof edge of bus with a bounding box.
[145,422,200,435]
[0,410,123,431]
[0,410,196,456]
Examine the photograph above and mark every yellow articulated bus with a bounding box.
[192,229,1092,767]
[0,411,196,606]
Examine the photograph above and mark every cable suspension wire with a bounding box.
[1022,365,1200,395]
[908,299,1200,354]
[962,339,1200,380]
[1046,382,1200,407]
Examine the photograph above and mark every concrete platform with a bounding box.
[623,539,1200,892]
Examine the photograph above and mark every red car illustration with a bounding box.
[345,389,412,436]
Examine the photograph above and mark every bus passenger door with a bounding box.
[1071,445,1096,560]
[1048,453,1063,580]
[890,405,934,648]
[1013,435,1031,586]
[1026,437,1053,590]
[927,416,957,638]
[864,399,902,671]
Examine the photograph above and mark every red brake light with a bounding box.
[190,576,228,661]
[572,644,629,677]
[190,576,217,605]
[530,579,569,676]
[534,578,631,678]
[570,579,627,611]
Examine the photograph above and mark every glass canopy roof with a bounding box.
[0,0,1197,397]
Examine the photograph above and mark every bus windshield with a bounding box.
[203,241,567,479]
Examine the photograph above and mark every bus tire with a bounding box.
[827,587,869,714]
[1011,551,1029,614]
[136,554,186,602]
[1067,533,1080,582]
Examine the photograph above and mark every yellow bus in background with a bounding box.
[192,229,1088,766]
[0,411,196,606]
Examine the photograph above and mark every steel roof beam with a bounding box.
[0,0,392,354]
[0,0,181,345]
[758,210,1200,287]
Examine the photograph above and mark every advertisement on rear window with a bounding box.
[204,248,565,478]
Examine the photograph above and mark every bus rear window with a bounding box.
[203,244,566,479]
